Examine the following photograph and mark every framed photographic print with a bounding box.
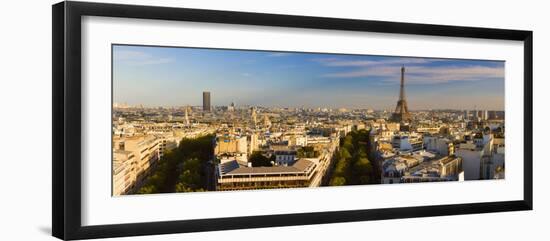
[52,1,533,240]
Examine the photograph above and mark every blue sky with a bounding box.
[113,45,504,110]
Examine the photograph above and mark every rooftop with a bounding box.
[220,159,316,176]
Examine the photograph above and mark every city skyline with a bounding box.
[112,44,506,195]
[113,45,505,110]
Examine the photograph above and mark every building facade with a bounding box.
[112,135,162,195]
[216,159,317,191]
[203,91,211,112]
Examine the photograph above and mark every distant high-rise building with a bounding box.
[203,91,211,111]
[184,106,190,126]
[391,66,412,122]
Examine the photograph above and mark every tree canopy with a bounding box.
[249,151,273,167]
[328,129,376,186]
[136,134,214,194]
[297,146,319,158]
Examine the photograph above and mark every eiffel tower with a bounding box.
[391,65,412,122]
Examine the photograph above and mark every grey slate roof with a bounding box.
[223,159,315,176]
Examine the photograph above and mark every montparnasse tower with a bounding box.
[391,65,412,122]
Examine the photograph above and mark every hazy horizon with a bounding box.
[113,45,505,111]
[112,102,504,112]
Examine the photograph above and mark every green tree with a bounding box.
[355,157,373,184]
[175,182,192,192]
[249,151,273,167]
[333,157,348,176]
[342,135,354,152]
[174,157,205,192]
[328,129,376,186]
[133,134,215,194]
[297,146,319,158]
[330,176,346,186]
[137,185,156,194]
[340,148,352,160]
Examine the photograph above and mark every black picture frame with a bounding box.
[52,1,533,240]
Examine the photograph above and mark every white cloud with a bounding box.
[323,67,393,78]
[315,56,503,84]
[323,65,504,84]
[314,57,435,67]
[113,50,149,60]
[114,50,174,66]
[267,52,294,57]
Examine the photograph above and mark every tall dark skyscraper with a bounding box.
[392,66,412,122]
[203,91,211,111]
